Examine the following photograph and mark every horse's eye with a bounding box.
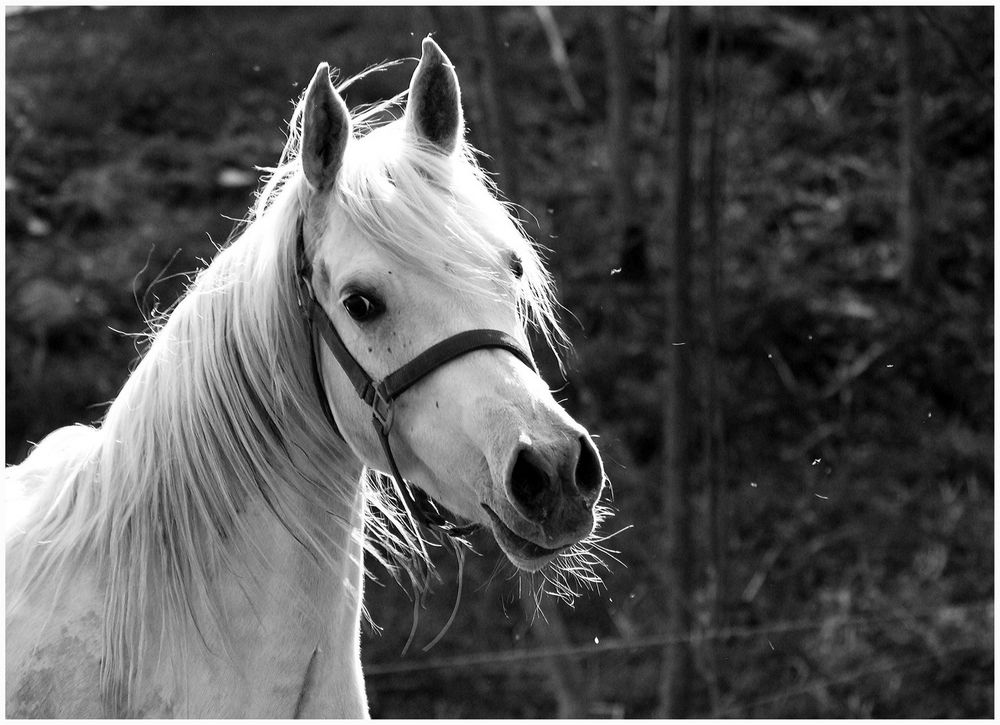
[509,252,524,280]
[342,293,382,322]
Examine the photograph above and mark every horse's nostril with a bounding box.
[510,449,552,519]
[575,435,604,498]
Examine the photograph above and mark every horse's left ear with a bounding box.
[405,37,464,154]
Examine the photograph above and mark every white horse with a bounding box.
[6,38,607,718]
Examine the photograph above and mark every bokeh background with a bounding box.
[5,6,993,718]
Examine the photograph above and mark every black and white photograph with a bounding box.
[5,5,993,718]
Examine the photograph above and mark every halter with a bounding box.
[293,219,537,540]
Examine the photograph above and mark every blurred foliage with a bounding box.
[5,6,993,718]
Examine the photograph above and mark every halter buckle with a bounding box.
[371,384,394,436]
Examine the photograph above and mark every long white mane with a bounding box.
[6,65,572,709]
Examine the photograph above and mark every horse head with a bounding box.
[297,38,606,573]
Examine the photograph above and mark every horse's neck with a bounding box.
[8,215,374,715]
[141,476,368,716]
[92,233,364,608]
[6,430,370,717]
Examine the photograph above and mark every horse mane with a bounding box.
[6,131,366,710]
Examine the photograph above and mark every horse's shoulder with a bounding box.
[6,561,105,717]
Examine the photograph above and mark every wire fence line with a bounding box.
[716,644,985,716]
[364,600,992,676]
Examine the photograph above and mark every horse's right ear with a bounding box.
[301,63,351,192]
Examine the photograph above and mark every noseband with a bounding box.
[294,219,536,540]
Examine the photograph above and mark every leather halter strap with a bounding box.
[312,312,534,437]
[294,219,536,539]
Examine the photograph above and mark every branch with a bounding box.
[764,343,802,396]
[534,6,586,113]
[651,6,672,133]
[819,342,888,400]
[914,8,993,97]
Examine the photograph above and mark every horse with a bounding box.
[5,37,608,718]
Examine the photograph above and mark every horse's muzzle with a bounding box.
[486,433,604,569]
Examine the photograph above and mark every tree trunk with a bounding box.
[471,7,520,201]
[895,8,931,294]
[652,7,673,134]
[702,8,729,715]
[656,5,696,719]
[602,7,636,253]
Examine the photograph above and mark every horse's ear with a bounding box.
[301,62,351,191]
[405,37,464,154]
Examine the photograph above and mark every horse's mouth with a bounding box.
[481,504,569,571]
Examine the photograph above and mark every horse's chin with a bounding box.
[481,505,571,572]
[501,547,559,573]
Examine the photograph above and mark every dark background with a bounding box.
[5,6,993,718]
